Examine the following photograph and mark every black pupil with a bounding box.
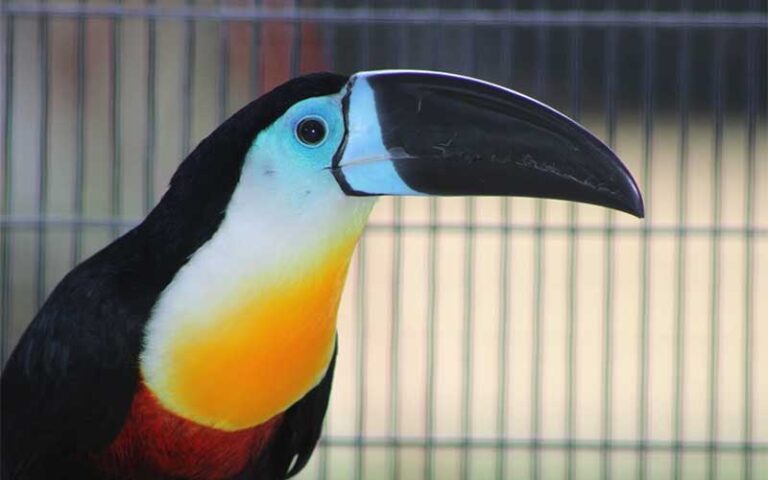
[297,118,326,145]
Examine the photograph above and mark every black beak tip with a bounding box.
[605,171,645,218]
[615,176,645,218]
[624,193,645,219]
[606,166,645,218]
[593,143,645,219]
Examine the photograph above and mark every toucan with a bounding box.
[1,70,643,480]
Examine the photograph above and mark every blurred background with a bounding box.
[1,1,766,479]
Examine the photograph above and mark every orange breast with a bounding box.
[147,238,357,431]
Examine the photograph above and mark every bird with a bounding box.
[1,70,643,480]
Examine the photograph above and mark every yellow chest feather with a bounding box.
[141,241,356,432]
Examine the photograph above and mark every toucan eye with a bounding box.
[296,117,327,147]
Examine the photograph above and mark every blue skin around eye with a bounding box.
[243,95,347,214]
[280,97,345,170]
[249,95,345,175]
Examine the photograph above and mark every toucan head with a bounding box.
[224,69,643,225]
[140,71,644,432]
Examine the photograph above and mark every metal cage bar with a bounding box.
[4,4,767,29]
[743,4,759,480]
[672,3,691,479]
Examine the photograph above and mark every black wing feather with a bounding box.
[1,231,150,479]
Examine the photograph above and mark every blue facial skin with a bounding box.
[239,95,348,215]
[246,88,419,204]
[260,95,346,172]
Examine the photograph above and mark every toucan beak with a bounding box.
[332,70,644,218]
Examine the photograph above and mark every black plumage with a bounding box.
[1,73,348,480]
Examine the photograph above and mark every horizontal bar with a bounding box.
[318,436,768,452]
[0,216,139,229]
[1,216,766,237]
[3,4,766,29]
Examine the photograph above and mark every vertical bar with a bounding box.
[354,1,371,477]
[601,6,618,479]
[218,0,229,121]
[531,2,549,479]
[461,201,474,479]
[36,1,50,307]
[565,3,582,479]
[354,232,367,480]
[250,0,261,99]
[530,208,544,480]
[460,1,477,478]
[248,0,262,99]
[707,19,725,480]
[497,199,511,480]
[424,3,441,479]
[319,0,334,70]
[530,200,544,480]
[424,195,438,480]
[181,0,195,159]
[672,2,690,478]
[638,1,656,479]
[742,4,758,479]
[496,3,515,479]
[144,0,156,213]
[111,0,123,239]
[72,0,86,264]
[389,4,409,478]
[290,0,301,76]
[389,196,403,480]
[1,0,14,366]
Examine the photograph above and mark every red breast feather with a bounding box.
[95,382,282,480]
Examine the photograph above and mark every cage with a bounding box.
[1,1,767,479]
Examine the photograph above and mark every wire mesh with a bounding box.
[1,1,767,479]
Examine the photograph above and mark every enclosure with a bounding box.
[1,1,767,479]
